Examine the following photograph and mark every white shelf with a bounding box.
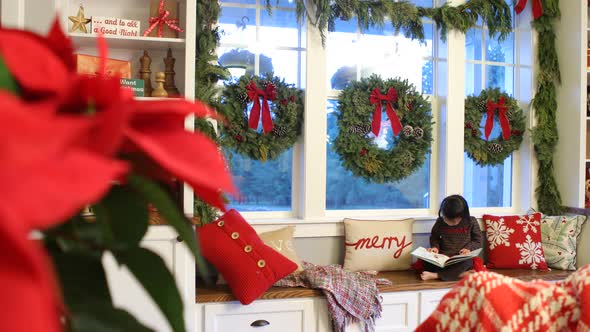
[69,33,186,50]
[134,96,183,101]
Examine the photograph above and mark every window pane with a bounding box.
[218,7,256,45]
[325,100,430,209]
[465,28,483,61]
[227,150,293,211]
[327,19,358,90]
[216,3,305,214]
[422,59,434,95]
[463,154,512,207]
[260,10,301,48]
[486,33,514,63]
[485,65,514,94]
[259,49,303,86]
[465,63,482,95]
[412,0,433,7]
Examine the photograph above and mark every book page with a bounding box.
[411,247,450,267]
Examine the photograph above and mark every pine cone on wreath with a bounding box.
[348,124,371,136]
[478,100,487,112]
[238,93,250,106]
[413,127,424,138]
[506,108,515,121]
[272,125,287,137]
[488,143,503,153]
[402,125,414,137]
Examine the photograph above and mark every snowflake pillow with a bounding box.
[483,213,548,270]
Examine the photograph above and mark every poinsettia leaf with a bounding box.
[69,302,155,332]
[95,186,149,248]
[113,247,185,332]
[127,175,197,257]
[0,56,18,94]
[47,250,112,309]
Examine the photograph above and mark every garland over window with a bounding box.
[286,0,513,44]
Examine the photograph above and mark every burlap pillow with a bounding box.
[343,218,414,272]
[258,226,303,272]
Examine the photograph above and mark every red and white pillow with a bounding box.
[482,213,548,270]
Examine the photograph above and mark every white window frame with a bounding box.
[214,0,536,237]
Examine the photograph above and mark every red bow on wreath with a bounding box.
[485,96,511,141]
[369,87,402,137]
[143,0,184,37]
[247,81,276,133]
[515,0,543,20]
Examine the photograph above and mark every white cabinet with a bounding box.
[198,299,316,332]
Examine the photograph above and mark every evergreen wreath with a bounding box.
[464,88,526,166]
[219,74,304,162]
[334,75,433,183]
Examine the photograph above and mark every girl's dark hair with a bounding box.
[438,195,470,220]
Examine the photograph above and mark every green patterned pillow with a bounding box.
[540,215,587,270]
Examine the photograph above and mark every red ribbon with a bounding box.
[485,96,511,140]
[515,0,543,20]
[369,87,402,137]
[143,0,184,37]
[246,81,276,133]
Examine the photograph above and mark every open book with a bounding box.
[411,247,482,268]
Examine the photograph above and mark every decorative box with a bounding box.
[146,0,180,38]
[75,54,131,78]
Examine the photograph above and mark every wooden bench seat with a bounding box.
[196,268,573,303]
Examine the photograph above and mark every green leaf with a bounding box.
[48,251,112,309]
[95,186,149,248]
[127,175,198,257]
[113,247,185,332]
[69,302,155,332]
[0,56,19,94]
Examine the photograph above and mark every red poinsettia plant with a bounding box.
[0,21,234,331]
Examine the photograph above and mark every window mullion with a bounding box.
[438,0,466,200]
[299,16,328,219]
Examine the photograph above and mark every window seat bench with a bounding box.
[195,268,573,303]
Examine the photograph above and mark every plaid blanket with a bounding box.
[416,264,590,331]
[275,262,391,332]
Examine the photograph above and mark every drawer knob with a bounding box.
[176,236,183,242]
[250,319,270,327]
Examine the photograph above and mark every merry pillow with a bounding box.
[343,218,414,272]
[483,213,548,270]
[199,209,297,304]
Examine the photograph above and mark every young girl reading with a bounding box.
[420,195,483,281]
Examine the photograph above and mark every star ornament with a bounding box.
[69,5,91,33]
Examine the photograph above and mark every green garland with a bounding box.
[219,74,304,162]
[284,0,512,45]
[464,88,526,166]
[195,0,226,224]
[531,0,563,215]
[334,75,433,183]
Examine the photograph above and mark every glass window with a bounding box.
[463,3,530,208]
[326,101,431,209]
[216,1,305,212]
[325,13,444,210]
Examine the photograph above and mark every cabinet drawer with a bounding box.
[419,289,450,323]
[375,292,419,332]
[203,299,315,332]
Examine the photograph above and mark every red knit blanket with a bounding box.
[416,264,590,331]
